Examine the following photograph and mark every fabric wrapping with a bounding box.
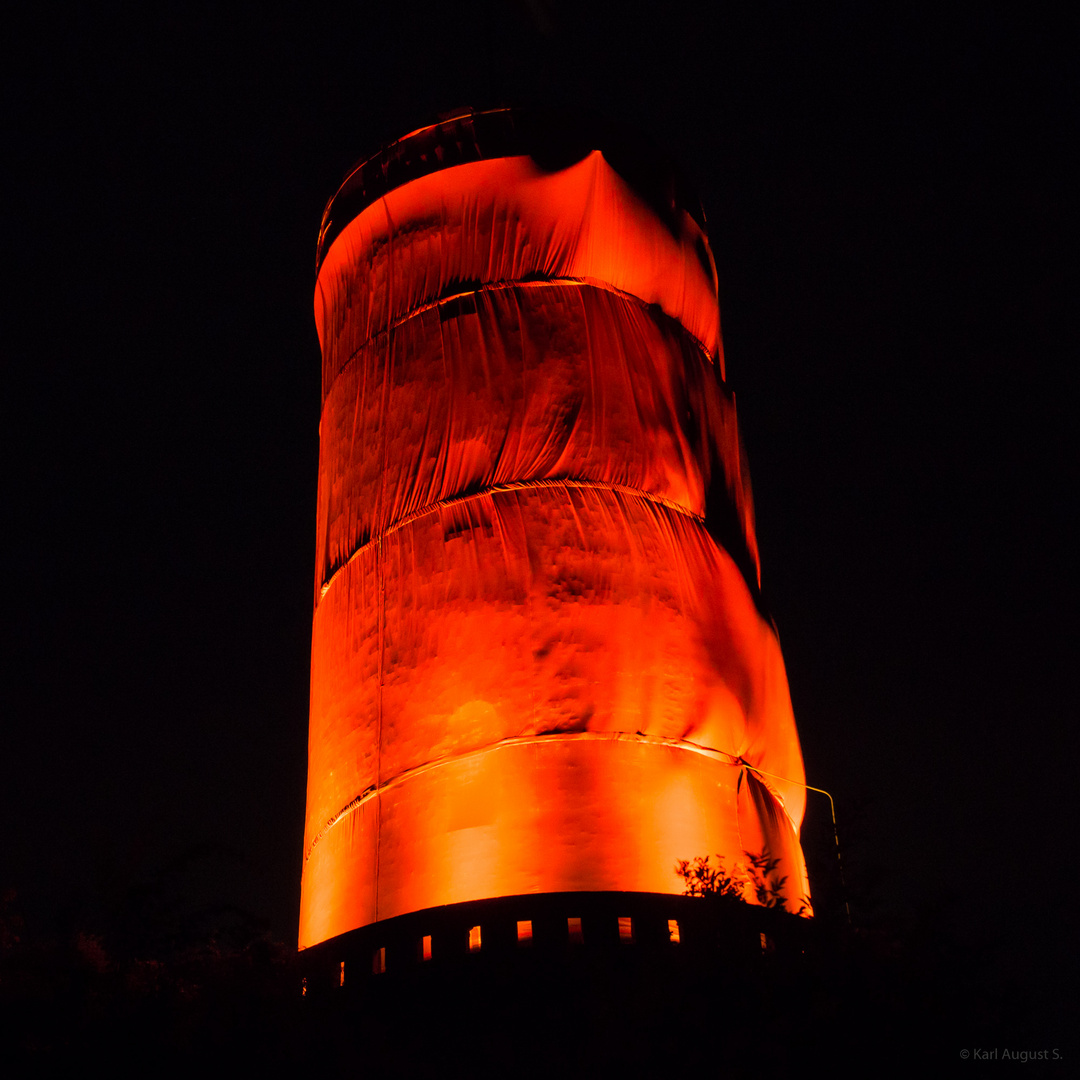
[300,136,810,949]
[313,282,757,597]
[314,152,723,392]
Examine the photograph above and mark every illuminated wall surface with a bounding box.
[300,109,811,950]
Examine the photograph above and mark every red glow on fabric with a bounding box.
[300,124,810,950]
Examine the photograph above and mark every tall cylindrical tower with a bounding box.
[300,108,810,950]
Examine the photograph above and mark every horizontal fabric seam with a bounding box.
[303,730,749,864]
[317,477,705,601]
[323,275,718,398]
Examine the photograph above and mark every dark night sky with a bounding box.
[3,0,1075,1035]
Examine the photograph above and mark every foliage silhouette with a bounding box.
[675,852,797,911]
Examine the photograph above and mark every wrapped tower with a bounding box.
[300,108,810,950]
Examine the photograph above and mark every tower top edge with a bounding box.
[315,105,708,277]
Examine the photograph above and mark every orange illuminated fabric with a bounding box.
[314,153,721,383]
[313,281,757,596]
[300,129,810,949]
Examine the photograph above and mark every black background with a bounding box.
[3,0,1075,1047]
